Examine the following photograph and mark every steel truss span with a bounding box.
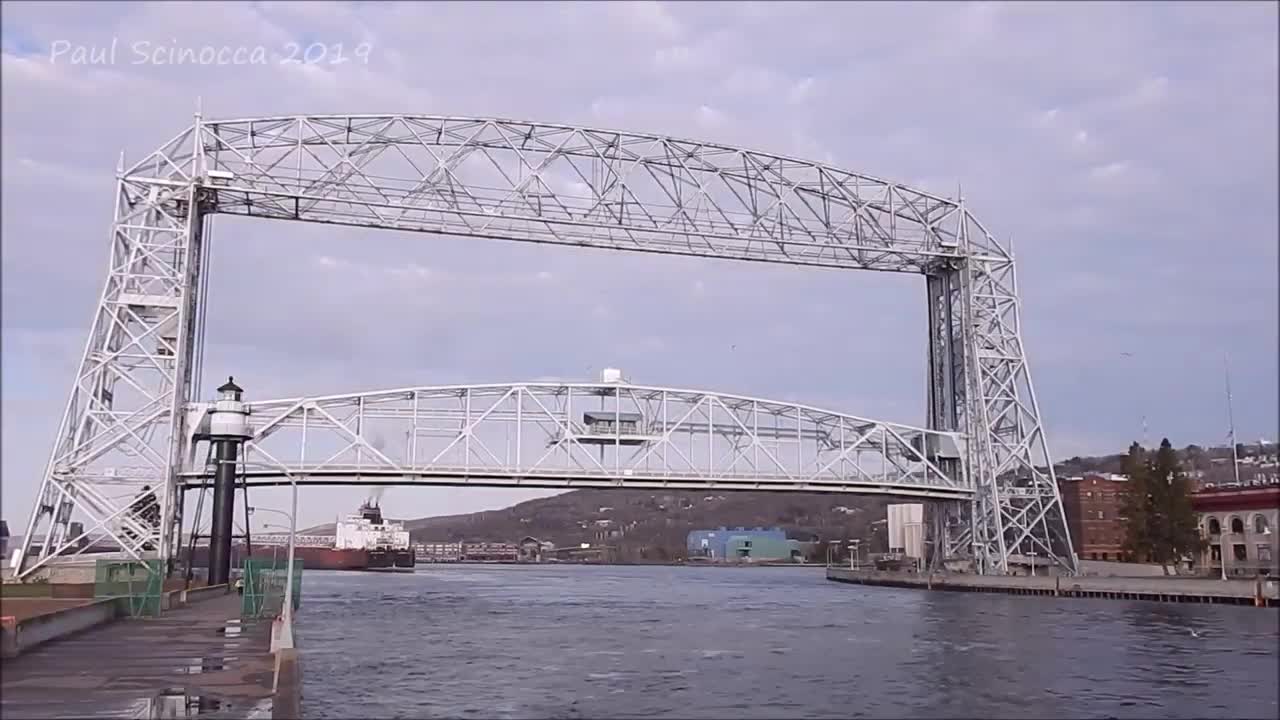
[15,113,1076,579]
[175,383,973,500]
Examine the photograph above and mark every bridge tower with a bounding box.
[12,114,1077,579]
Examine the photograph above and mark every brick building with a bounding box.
[461,541,518,562]
[1057,473,1129,561]
[413,541,463,563]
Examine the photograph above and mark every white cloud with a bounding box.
[786,76,816,104]
[694,104,727,130]
[1088,160,1130,181]
[1130,75,1170,106]
[610,1,684,39]
[1036,108,1061,127]
[652,45,693,69]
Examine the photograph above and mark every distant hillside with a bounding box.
[302,489,891,561]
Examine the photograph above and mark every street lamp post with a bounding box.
[262,523,291,567]
[1221,532,1229,581]
[1262,527,1274,579]
[1202,524,1226,581]
[248,494,296,650]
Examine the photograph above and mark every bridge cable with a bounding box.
[191,213,214,397]
[240,461,253,564]
[183,442,215,588]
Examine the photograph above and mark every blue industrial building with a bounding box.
[686,527,801,562]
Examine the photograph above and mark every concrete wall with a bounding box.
[827,567,1280,603]
[1,597,123,659]
[1078,560,1174,577]
[272,648,303,720]
[0,584,228,660]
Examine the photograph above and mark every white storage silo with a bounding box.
[886,503,924,559]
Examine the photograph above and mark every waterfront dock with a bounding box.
[1,587,299,718]
[826,567,1280,607]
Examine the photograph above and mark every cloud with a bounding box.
[652,44,693,70]
[610,1,684,40]
[694,104,728,130]
[786,76,816,104]
[1036,108,1061,127]
[1128,75,1171,107]
[2,1,1276,533]
[1088,160,1130,181]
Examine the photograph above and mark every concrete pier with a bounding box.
[827,567,1280,607]
[1,589,299,718]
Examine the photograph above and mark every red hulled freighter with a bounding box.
[186,499,415,572]
[334,499,415,571]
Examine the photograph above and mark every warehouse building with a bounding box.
[686,527,802,562]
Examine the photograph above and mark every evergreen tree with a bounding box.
[1120,439,1205,574]
[1120,442,1154,563]
[1151,438,1205,574]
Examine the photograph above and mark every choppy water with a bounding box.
[297,565,1278,719]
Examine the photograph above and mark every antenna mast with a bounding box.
[1225,354,1241,485]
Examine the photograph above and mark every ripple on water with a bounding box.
[698,649,743,659]
[298,567,1280,720]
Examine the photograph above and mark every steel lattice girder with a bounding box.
[14,114,1077,580]
[175,383,972,500]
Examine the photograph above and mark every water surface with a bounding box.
[298,565,1279,719]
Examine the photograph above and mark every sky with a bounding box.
[2,1,1277,533]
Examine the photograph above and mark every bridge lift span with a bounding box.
[14,113,1077,579]
[177,378,971,500]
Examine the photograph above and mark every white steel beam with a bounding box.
[14,114,1075,579]
[176,383,972,501]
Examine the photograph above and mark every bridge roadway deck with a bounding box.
[1,591,276,719]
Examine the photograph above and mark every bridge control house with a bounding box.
[581,411,648,444]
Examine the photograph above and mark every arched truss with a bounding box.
[176,382,972,500]
[14,114,1075,579]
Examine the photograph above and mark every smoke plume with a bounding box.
[367,432,388,506]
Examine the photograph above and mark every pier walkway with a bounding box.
[827,567,1280,607]
[1,590,277,719]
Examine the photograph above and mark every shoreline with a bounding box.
[826,567,1279,608]
[410,560,826,569]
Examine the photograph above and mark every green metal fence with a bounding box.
[240,557,303,619]
[94,559,163,617]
